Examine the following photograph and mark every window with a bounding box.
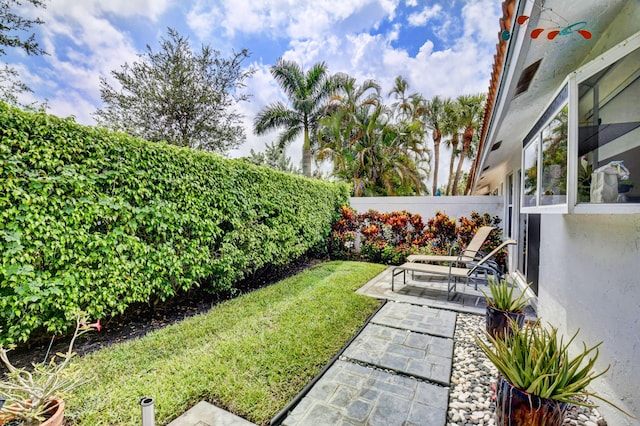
[520,33,640,214]
[577,46,640,205]
[521,88,568,211]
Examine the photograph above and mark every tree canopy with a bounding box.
[94,28,254,154]
[243,141,301,174]
[0,0,47,105]
[317,75,429,196]
[254,59,337,177]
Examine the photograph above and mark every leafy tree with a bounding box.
[94,28,254,154]
[317,76,428,196]
[254,59,337,177]
[316,74,381,186]
[452,93,485,195]
[0,0,47,105]
[243,141,301,174]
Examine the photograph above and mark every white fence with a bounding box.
[349,196,504,222]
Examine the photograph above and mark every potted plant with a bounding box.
[476,319,634,426]
[0,314,101,426]
[482,276,530,339]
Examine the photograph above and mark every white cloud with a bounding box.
[186,3,223,40]
[6,1,171,125]
[408,4,442,27]
[186,0,399,42]
[461,0,500,44]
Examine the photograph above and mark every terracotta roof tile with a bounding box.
[468,0,515,192]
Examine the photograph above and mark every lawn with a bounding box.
[66,260,386,425]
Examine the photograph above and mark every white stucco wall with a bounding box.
[537,214,640,424]
[349,196,504,222]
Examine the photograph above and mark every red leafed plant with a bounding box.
[328,206,505,267]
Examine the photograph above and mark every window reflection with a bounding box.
[540,106,568,205]
[523,139,538,207]
[578,46,640,203]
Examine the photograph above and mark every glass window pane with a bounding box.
[578,46,640,203]
[540,105,568,205]
[523,139,538,207]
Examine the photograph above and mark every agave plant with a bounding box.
[475,318,632,415]
[482,276,530,313]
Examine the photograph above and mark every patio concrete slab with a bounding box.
[167,401,257,426]
[281,360,449,426]
[356,266,492,315]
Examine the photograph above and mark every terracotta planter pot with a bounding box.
[495,376,567,426]
[40,398,65,426]
[0,398,65,426]
[486,305,525,340]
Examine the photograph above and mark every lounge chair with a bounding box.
[392,239,516,300]
[406,225,495,264]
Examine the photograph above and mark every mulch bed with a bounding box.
[3,257,323,370]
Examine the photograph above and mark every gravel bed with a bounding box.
[447,313,608,426]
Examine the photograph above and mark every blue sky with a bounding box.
[5,0,502,182]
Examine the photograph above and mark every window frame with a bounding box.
[521,31,640,215]
[521,85,569,214]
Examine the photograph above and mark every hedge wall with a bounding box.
[0,103,349,343]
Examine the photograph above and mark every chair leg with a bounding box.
[391,268,406,292]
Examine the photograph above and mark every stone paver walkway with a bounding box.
[282,301,456,425]
[281,360,449,426]
[371,302,457,338]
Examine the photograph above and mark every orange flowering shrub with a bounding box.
[328,206,505,268]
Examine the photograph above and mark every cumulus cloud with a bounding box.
[408,4,442,27]
[5,0,175,124]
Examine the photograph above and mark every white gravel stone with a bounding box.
[447,313,608,426]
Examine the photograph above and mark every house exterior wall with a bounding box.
[537,213,640,424]
[349,196,504,222]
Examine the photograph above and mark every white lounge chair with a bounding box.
[392,239,516,300]
[406,225,495,264]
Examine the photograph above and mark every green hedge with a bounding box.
[0,103,349,343]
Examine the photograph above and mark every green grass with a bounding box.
[66,261,386,425]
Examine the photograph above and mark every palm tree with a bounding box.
[444,100,462,195]
[452,93,486,195]
[388,76,414,121]
[316,75,381,181]
[254,59,336,177]
[318,88,428,196]
[423,96,451,195]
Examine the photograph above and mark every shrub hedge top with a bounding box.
[0,103,349,343]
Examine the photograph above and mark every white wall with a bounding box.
[538,214,640,425]
[349,196,504,222]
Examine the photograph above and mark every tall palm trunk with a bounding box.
[432,129,441,195]
[452,127,474,195]
[302,124,312,177]
[446,133,459,195]
[464,156,477,195]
